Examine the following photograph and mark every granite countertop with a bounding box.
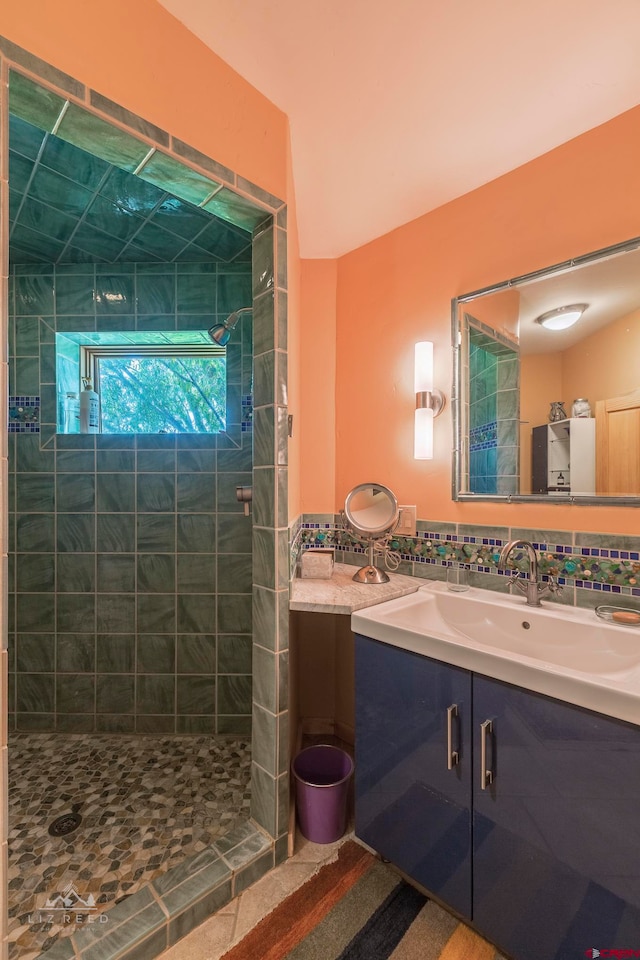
[290,562,421,615]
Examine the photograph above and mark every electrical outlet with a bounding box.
[396,505,417,536]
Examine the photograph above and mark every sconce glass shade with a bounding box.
[414,341,439,460]
[414,341,434,392]
[414,406,434,459]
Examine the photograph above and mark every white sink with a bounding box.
[352,581,640,725]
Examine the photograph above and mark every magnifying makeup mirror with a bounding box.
[342,483,400,583]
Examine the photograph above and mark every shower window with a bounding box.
[56,332,227,434]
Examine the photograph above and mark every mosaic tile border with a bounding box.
[241,394,253,432]
[469,421,497,450]
[9,397,40,432]
[292,516,640,598]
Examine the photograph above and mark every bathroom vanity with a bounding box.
[353,584,640,960]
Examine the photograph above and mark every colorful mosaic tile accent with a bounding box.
[294,516,640,597]
[469,420,497,450]
[9,397,40,433]
[241,393,253,432]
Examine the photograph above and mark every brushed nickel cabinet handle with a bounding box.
[480,718,494,790]
[447,704,459,769]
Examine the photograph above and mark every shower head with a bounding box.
[207,307,253,345]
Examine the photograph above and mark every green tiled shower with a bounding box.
[1,50,291,960]
[7,108,259,736]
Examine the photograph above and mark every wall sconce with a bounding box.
[414,341,445,459]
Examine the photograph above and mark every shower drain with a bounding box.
[48,803,83,837]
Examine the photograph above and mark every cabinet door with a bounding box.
[473,675,640,960]
[355,634,472,917]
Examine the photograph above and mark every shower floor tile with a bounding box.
[7,733,251,960]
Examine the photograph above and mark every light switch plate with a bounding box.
[396,505,417,536]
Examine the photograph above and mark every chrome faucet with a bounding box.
[498,539,561,607]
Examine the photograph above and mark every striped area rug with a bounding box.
[221,840,508,960]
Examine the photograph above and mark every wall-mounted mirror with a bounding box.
[342,483,399,583]
[452,236,640,504]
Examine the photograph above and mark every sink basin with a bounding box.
[352,581,640,725]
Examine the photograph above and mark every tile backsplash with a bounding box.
[293,515,640,606]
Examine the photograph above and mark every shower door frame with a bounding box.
[0,35,291,959]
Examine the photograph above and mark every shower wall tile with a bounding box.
[16,634,55,672]
[177,595,216,634]
[96,675,135,714]
[97,514,134,552]
[177,676,215,715]
[57,635,95,673]
[177,554,216,594]
[57,553,95,591]
[137,554,175,593]
[253,644,276,714]
[16,513,55,551]
[253,527,276,590]
[252,586,277,653]
[253,290,275,356]
[96,473,135,511]
[137,514,176,553]
[8,248,270,747]
[137,595,175,634]
[218,635,252,675]
[252,704,277,777]
[218,675,252,716]
[217,595,252,635]
[96,593,136,632]
[177,635,216,674]
[57,512,96,552]
[96,635,135,673]
[216,554,252,594]
[137,675,175,714]
[15,552,55,591]
[176,514,216,553]
[137,635,176,674]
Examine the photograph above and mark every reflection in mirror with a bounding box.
[453,237,640,503]
[342,483,400,583]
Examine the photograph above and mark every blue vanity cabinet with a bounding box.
[355,634,640,960]
[472,675,640,960]
[354,634,473,918]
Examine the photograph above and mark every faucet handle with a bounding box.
[546,576,563,596]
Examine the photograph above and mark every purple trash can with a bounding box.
[292,744,354,843]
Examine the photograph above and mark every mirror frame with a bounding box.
[343,482,399,537]
[451,234,640,506]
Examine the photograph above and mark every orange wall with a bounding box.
[0,0,288,203]
[299,260,337,513]
[561,308,640,408]
[334,104,640,534]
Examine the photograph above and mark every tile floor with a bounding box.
[8,733,251,960]
[157,830,351,960]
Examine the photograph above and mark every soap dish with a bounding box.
[595,605,640,626]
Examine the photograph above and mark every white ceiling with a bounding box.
[158,0,640,259]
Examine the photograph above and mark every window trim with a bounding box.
[81,342,225,384]
[80,342,227,435]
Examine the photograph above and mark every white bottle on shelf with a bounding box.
[79,378,99,433]
[64,392,80,433]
